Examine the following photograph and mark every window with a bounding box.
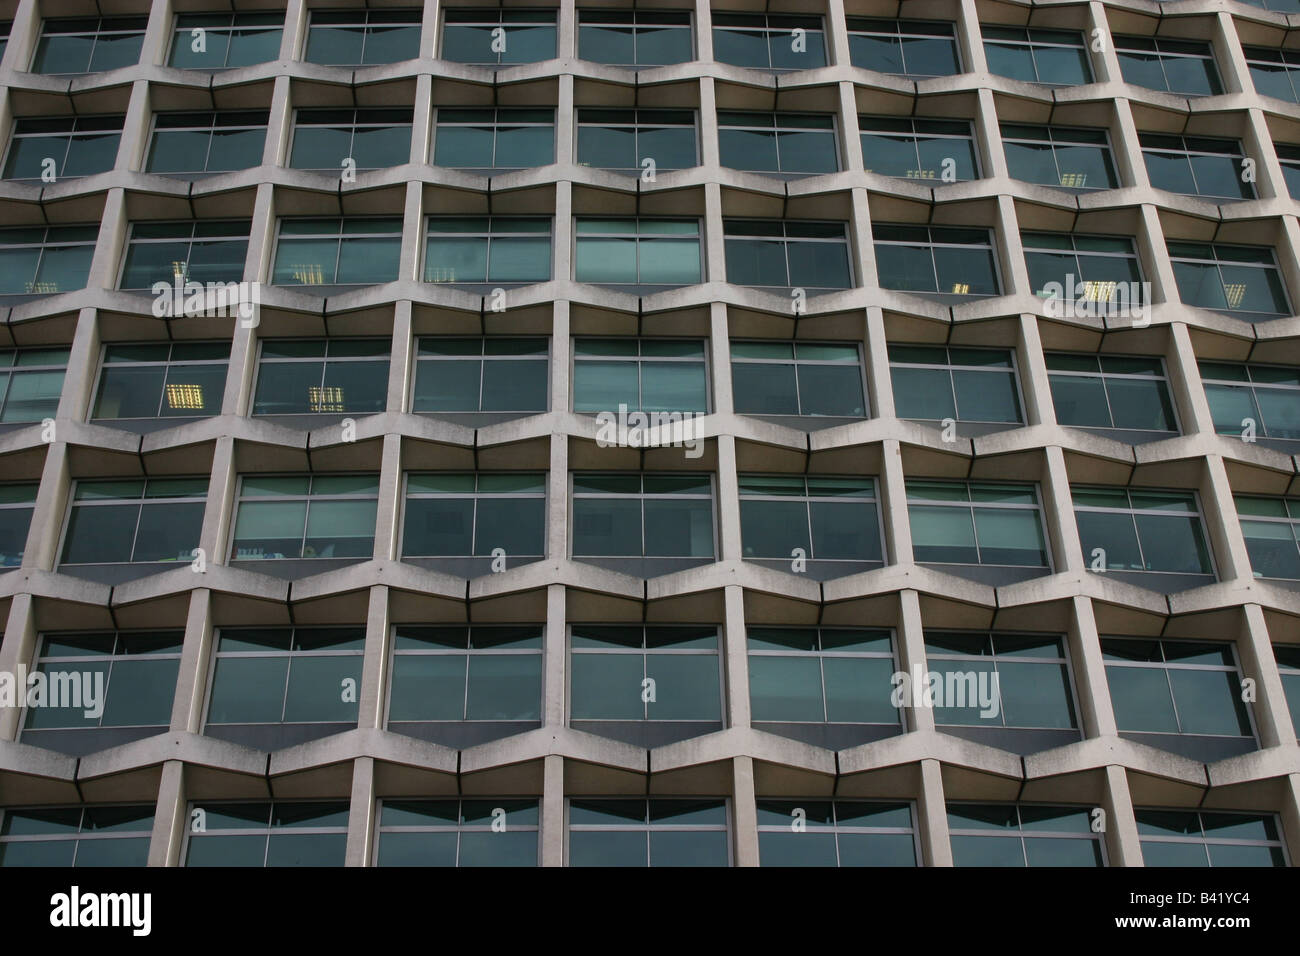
[739,476,883,565]
[572,474,714,559]
[859,117,978,182]
[1022,233,1143,304]
[758,800,916,866]
[230,475,378,561]
[0,484,37,568]
[32,17,146,74]
[185,802,348,866]
[889,345,1022,424]
[0,22,8,61]
[1073,488,1213,577]
[440,9,556,65]
[376,799,539,866]
[424,217,551,284]
[578,10,692,67]
[0,348,69,422]
[146,111,268,175]
[432,108,554,169]
[570,625,721,724]
[169,12,282,69]
[1275,143,1300,199]
[118,221,249,290]
[251,339,388,416]
[711,13,825,71]
[1141,134,1252,200]
[387,626,542,723]
[1235,495,1300,579]
[3,116,122,182]
[717,112,837,176]
[304,9,421,66]
[1167,241,1290,317]
[402,473,545,559]
[1002,124,1118,190]
[576,109,697,173]
[0,226,96,295]
[906,480,1049,567]
[872,225,1000,296]
[981,26,1091,86]
[1137,810,1285,867]
[1102,638,1251,738]
[1275,645,1300,732]
[413,338,548,414]
[1245,47,1300,104]
[22,631,182,734]
[1200,361,1300,440]
[947,804,1104,866]
[91,342,229,421]
[730,341,866,418]
[723,220,852,290]
[846,18,960,77]
[1114,36,1221,96]
[206,627,363,726]
[0,806,153,866]
[572,339,707,413]
[289,108,413,171]
[60,478,207,566]
[568,798,728,866]
[1241,0,1300,11]
[747,627,898,725]
[1046,354,1177,434]
[272,218,402,286]
[574,218,701,285]
[924,632,1076,729]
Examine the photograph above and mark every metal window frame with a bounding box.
[228,472,381,562]
[569,471,718,560]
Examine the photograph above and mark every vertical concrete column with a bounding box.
[1100,764,1143,866]
[1135,204,1177,305]
[1042,445,1084,574]
[147,760,188,867]
[344,757,377,866]
[896,590,934,733]
[863,306,893,420]
[557,74,575,169]
[1242,108,1286,201]
[553,180,573,284]
[848,187,877,290]
[0,595,38,739]
[557,0,577,60]
[823,0,851,68]
[1210,12,1249,96]
[1109,98,1148,189]
[356,586,392,731]
[698,77,720,168]
[142,0,174,66]
[715,434,742,562]
[916,757,951,866]
[1238,603,1295,748]
[85,188,129,291]
[1085,2,1118,85]
[541,753,565,865]
[1067,596,1118,738]
[970,88,1007,180]
[399,180,424,282]
[118,79,154,171]
[837,82,863,172]
[410,74,433,164]
[877,438,913,566]
[1,0,41,73]
[372,434,404,561]
[993,194,1030,296]
[386,300,415,414]
[1279,773,1300,864]
[954,0,988,74]
[721,584,749,727]
[550,300,570,416]
[58,307,102,422]
[703,182,726,284]
[707,302,732,416]
[1197,455,1253,583]
[21,440,71,571]
[0,89,11,164]
[169,587,214,733]
[1164,321,1215,437]
[222,314,259,417]
[199,436,238,566]
[543,583,566,727]
[693,0,714,62]
[244,181,279,285]
[546,432,568,564]
[279,0,309,62]
[422,0,442,60]
[731,755,759,866]
[263,74,294,167]
[1014,313,1053,427]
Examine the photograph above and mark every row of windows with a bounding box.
[0,798,1284,867]
[0,218,1291,321]
[1,470,1295,585]
[3,107,1286,206]
[3,335,1296,446]
[8,626,1293,753]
